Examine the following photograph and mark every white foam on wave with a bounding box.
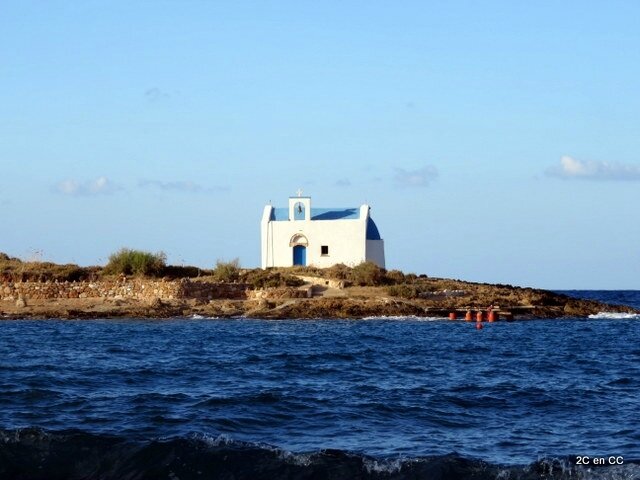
[361,315,446,321]
[191,433,313,467]
[362,457,405,474]
[190,432,234,446]
[277,450,313,467]
[588,312,640,320]
[189,314,221,320]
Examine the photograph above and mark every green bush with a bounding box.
[350,261,386,286]
[104,248,167,277]
[213,258,241,282]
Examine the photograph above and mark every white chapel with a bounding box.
[260,192,385,269]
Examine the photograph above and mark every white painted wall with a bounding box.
[288,197,311,221]
[261,197,386,269]
[260,205,274,269]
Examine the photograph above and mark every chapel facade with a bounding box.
[260,193,385,269]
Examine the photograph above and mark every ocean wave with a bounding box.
[1,427,638,480]
[588,312,640,319]
[193,391,283,407]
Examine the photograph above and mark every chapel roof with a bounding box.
[268,207,382,240]
[270,208,360,221]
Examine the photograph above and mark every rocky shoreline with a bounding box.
[1,277,636,320]
[2,253,636,320]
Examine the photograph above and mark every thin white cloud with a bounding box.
[394,165,439,188]
[144,87,171,102]
[547,156,640,181]
[55,176,121,196]
[138,179,229,193]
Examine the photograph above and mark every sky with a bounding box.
[1,1,639,289]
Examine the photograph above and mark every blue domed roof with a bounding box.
[366,218,382,240]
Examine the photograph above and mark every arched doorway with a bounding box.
[293,245,306,266]
[290,234,308,266]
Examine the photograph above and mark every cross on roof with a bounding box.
[296,188,303,197]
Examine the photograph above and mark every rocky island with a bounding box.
[0,251,636,320]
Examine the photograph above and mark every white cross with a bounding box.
[296,188,303,197]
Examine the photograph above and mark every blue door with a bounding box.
[293,245,306,266]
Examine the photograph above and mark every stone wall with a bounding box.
[0,279,249,302]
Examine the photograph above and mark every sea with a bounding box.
[1,290,639,479]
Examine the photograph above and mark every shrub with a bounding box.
[386,284,419,299]
[162,265,205,279]
[213,258,241,283]
[289,265,322,276]
[104,248,167,277]
[324,263,351,280]
[31,263,88,282]
[385,269,406,285]
[350,261,386,286]
[0,254,96,282]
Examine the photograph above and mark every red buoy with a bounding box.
[476,322,483,330]
[465,310,473,321]
[488,311,497,322]
[476,311,484,322]
[449,312,457,320]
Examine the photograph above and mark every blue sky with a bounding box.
[1,1,639,289]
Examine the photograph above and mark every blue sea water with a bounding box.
[0,291,639,479]
[558,290,640,310]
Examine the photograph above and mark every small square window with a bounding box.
[321,245,329,256]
